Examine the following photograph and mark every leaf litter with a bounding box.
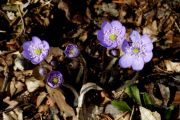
[0,0,180,119]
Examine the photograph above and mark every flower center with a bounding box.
[69,49,75,54]
[109,34,117,41]
[34,48,42,55]
[133,48,140,54]
[52,77,59,85]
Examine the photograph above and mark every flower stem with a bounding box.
[105,57,118,70]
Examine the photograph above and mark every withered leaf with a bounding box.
[158,84,170,106]
[164,60,180,72]
[36,92,47,107]
[46,85,75,118]
[173,91,180,104]
[139,106,161,120]
[3,96,18,109]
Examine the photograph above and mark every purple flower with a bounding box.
[22,36,49,64]
[118,30,153,71]
[47,71,63,88]
[97,20,126,49]
[64,44,80,58]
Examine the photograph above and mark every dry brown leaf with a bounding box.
[46,47,64,62]
[158,84,170,106]
[38,105,49,113]
[112,0,136,6]
[114,112,130,120]
[58,0,70,20]
[46,85,75,118]
[139,106,161,120]
[14,108,23,120]
[25,77,41,92]
[164,60,180,72]
[173,91,180,104]
[15,81,24,94]
[105,104,121,118]
[3,112,12,120]
[3,96,18,109]
[36,92,47,107]
[10,78,16,96]
[143,20,158,41]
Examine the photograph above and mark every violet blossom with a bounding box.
[97,20,126,49]
[64,44,80,58]
[22,36,49,64]
[47,71,63,88]
[118,30,153,71]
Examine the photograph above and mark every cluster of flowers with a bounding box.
[22,36,80,88]
[97,21,153,71]
[22,20,153,88]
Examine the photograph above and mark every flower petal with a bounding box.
[121,40,130,52]
[130,30,141,42]
[97,30,104,41]
[42,40,50,50]
[116,37,124,48]
[119,54,133,68]
[120,26,126,37]
[143,52,153,63]
[101,21,112,33]
[111,20,122,29]
[132,56,144,71]
[22,41,31,50]
[141,35,153,52]
[22,50,31,60]
[141,34,152,44]
[32,36,41,44]
[31,57,43,64]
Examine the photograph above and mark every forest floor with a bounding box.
[0,0,180,120]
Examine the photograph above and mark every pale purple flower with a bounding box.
[22,36,49,64]
[47,71,63,88]
[119,30,153,71]
[64,44,80,58]
[97,20,126,49]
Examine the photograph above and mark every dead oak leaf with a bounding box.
[164,60,180,72]
[3,96,18,109]
[46,85,75,118]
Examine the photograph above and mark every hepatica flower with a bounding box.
[64,44,80,58]
[47,71,63,88]
[97,20,126,49]
[119,31,153,71]
[22,36,49,64]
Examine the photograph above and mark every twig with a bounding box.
[16,5,25,39]
[175,21,180,33]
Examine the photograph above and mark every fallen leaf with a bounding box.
[15,81,24,95]
[14,108,23,120]
[164,60,180,72]
[105,104,121,117]
[173,91,180,104]
[3,96,18,109]
[158,84,170,106]
[58,0,70,20]
[46,85,75,118]
[36,92,47,107]
[10,78,16,96]
[25,77,41,92]
[139,106,161,120]
[3,112,12,120]
[78,82,103,107]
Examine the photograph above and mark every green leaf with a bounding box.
[130,85,141,105]
[125,85,142,105]
[143,92,153,106]
[111,100,131,112]
[164,105,174,120]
